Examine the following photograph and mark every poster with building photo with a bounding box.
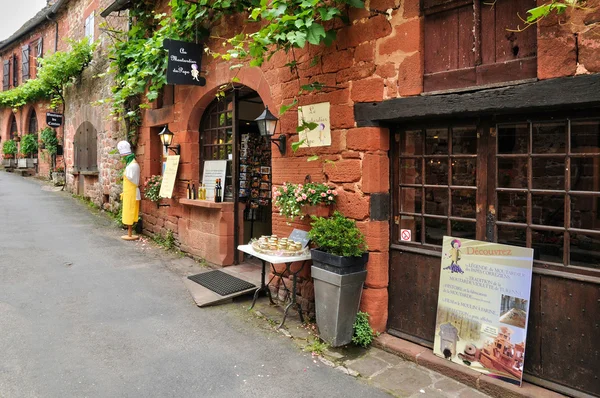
[433,237,533,386]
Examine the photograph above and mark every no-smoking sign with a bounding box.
[401,229,412,241]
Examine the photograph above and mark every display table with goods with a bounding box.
[238,233,311,328]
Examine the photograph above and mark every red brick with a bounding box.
[336,63,376,83]
[357,220,389,252]
[355,42,375,63]
[370,0,397,10]
[576,33,600,73]
[376,63,396,78]
[378,18,422,56]
[347,127,390,152]
[351,78,385,102]
[537,36,577,79]
[337,15,392,49]
[403,0,420,18]
[397,52,423,96]
[322,49,355,73]
[359,287,388,332]
[374,333,428,362]
[324,159,361,182]
[272,156,325,184]
[342,150,362,159]
[330,105,355,129]
[336,190,369,220]
[362,153,389,193]
[365,251,389,289]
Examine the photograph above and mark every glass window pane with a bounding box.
[497,192,527,223]
[425,217,446,246]
[451,220,476,240]
[401,130,423,155]
[452,126,477,154]
[401,188,422,214]
[497,225,527,247]
[570,157,600,192]
[452,158,476,186]
[451,189,476,218]
[426,128,448,155]
[400,216,421,243]
[571,120,600,154]
[532,194,564,227]
[425,188,448,216]
[570,233,600,269]
[532,158,565,190]
[498,123,528,154]
[425,158,448,185]
[532,230,564,264]
[400,158,422,184]
[533,122,566,154]
[498,158,528,188]
[570,195,600,230]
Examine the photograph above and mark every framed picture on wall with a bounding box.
[239,173,247,181]
[260,182,270,190]
[260,166,271,174]
[240,165,248,173]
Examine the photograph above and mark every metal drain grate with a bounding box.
[187,270,256,296]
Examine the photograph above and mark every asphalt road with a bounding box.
[0,172,390,398]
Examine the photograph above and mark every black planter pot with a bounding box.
[310,249,369,275]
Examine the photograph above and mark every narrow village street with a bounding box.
[0,172,391,398]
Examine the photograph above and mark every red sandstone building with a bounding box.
[1,0,599,396]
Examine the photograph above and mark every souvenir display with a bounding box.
[251,235,308,257]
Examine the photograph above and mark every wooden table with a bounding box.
[238,244,312,328]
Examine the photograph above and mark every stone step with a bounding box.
[13,168,35,177]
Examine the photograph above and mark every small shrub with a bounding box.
[308,211,367,257]
[153,229,176,251]
[2,139,17,156]
[352,312,377,348]
[40,127,59,155]
[20,133,38,156]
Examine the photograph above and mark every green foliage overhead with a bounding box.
[20,133,38,156]
[2,139,17,155]
[0,39,94,110]
[40,127,59,155]
[308,211,367,257]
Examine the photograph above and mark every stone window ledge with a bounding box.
[179,198,234,211]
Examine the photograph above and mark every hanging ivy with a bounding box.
[0,39,94,110]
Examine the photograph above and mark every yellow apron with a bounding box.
[122,174,140,226]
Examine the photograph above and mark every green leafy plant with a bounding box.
[144,175,162,202]
[2,139,17,156]
[0,39,94,110]
[303,338,329,356]
[308,211,367,257]
[19,134,38,157]
[153,229,176,251]
[352,312,377,348]
[273,182,337,220]
[40,127,59,155]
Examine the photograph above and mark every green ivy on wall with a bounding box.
[0,39,94,110]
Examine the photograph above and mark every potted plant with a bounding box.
[18,133,38,168]
[2,139,18,168]
[308,211,369,347]
[273,182,337,221]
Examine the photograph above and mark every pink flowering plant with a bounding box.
[144,175,162,202]
[273,182,337,220]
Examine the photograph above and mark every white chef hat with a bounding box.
[117,140,132,156]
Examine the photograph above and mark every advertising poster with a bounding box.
[202,160,227,201]
[158,155,180,199]
[297,102,331,147]
[433,237,533,386]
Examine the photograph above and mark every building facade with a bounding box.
[1,0,598,396]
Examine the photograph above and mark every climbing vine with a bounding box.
[0,39,94,110]
[101,0,364,144]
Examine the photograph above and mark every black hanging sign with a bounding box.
[46,112,63,128]
[164,39,206,86]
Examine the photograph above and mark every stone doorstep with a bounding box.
[374,333,568,398]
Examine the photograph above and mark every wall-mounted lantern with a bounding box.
[255,106,285,156]
[158,125,180,155]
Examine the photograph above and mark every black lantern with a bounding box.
[255,106,286,155]
[158,125,180,155]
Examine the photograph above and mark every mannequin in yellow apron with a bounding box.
[117,140,140,240]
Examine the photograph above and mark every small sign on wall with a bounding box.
[400,229,412,241]
[159,155,180,199]
[202,160,227,202]
[46,112,63,128]
[297,102,331,148]
[164,39,206,86]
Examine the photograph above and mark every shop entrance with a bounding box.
[199,86,272,264]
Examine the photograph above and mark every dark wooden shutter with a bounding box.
[12,54,18,87]
[3,60,9,90]
[74,122,98,172]
[22,45,30,81]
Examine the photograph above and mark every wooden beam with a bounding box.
[354,74,600,126]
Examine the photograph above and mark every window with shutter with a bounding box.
[423,0,537,92]
[22,45,30,82]
[3,60,9,90]
[36,38,43,69]
[12,54,18,87]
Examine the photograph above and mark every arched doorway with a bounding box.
[199,87,272,263]
[73,121,98,195]
[27,109,38,162]
[9,114,17,140]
